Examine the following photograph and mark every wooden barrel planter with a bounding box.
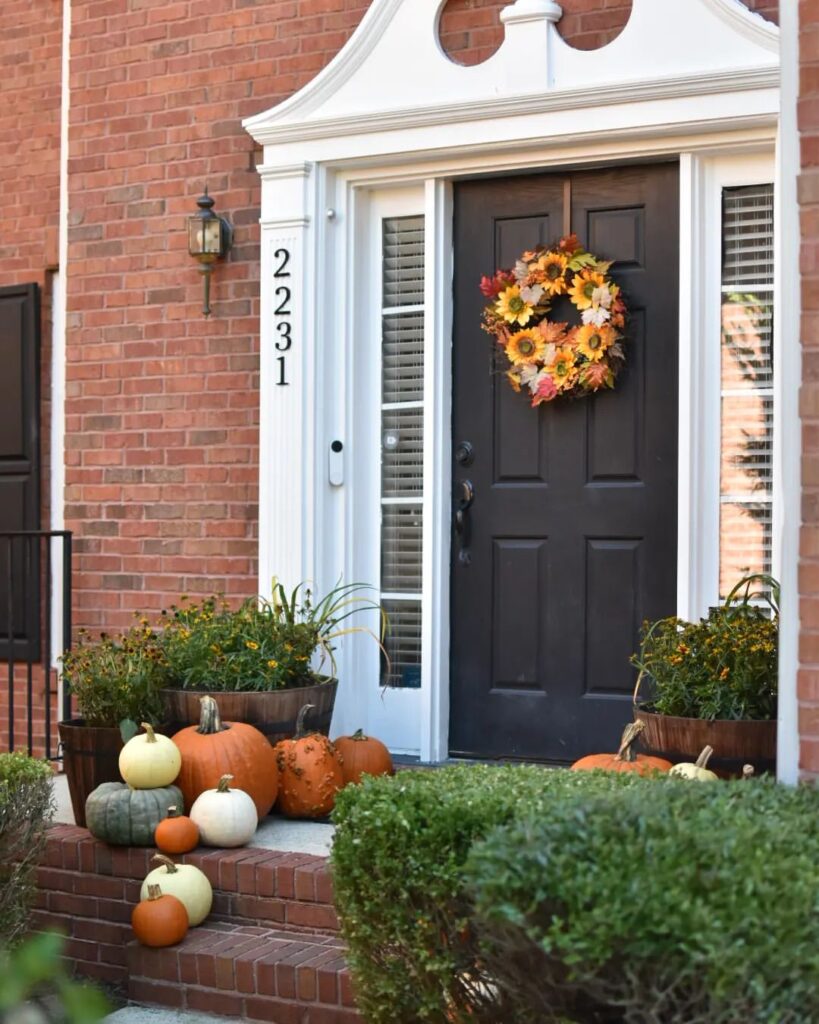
[58,720,124,828]
[161,677,338,746]
[632,709,777,778]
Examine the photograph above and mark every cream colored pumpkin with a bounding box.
[190,774,258,848]
[140,854,212,926]
[669,745,719,782]
[119,723,182,789]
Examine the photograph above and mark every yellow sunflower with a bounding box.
[506,328,545,365]
[536,252,569,295]
[495,285,535,326]
[546,345,579,391]
[568,270,606,310]
[576,323,616,362]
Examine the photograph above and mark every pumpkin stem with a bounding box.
[152,853,178,874]
[197,695,225,735]
[352,729,368,741]
[141,722,156,743]
[694,745,714,770]
[295,704,315,739]
[146,884,163,901]
[614,720,645,763]
[167,806,179,818]
[216,774,234,793]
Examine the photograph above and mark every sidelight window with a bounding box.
[719,184,774,598]
[379,216,425,687]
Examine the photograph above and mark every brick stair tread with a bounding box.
[128,923,360,1022]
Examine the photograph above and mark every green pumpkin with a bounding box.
[85,782,184,846]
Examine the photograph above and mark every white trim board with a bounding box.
[245,0,792,770]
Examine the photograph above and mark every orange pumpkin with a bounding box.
[131,883,189,948]
[275,704,344,818]
[334,729,394,785]
[571,721,672,775]
[154,805,199,855]
[172,696,279,818]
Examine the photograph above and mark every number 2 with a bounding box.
[274,248,291,278]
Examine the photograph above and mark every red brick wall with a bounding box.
[799,0,819,780]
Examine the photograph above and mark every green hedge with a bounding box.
[330,765,642,1023]
[0,753,54,947]
[331,768,819,1024]
[467,778,819,1024]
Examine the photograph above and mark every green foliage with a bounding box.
[632,574,778,720]
[159,582,383,692]
[466,778,819,1024]
[330,765,641,1023]
[0,754,54,947]
[60,622,167,729]
[0,932,109,1023]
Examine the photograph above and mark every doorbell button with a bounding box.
[329,440,344,486]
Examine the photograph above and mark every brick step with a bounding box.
[127,922,361,1023]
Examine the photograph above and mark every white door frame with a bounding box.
[244,0,786,765]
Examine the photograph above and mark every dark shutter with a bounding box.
[0,284,41,660]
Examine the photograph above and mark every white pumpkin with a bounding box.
[140,853,212,926]
[669,745,719,782]
[119,723,182,789]
[190,774,258,848]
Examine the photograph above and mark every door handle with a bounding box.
[454,480,474,563]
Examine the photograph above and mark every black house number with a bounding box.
[273,247,291,386]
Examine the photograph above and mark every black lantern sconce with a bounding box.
[187,186,232,317]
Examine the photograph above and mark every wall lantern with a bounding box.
[187,187,232,317]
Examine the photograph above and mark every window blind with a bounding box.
[719,184,774,598]
[380,216,425,688]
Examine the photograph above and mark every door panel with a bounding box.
[450,164,679,762]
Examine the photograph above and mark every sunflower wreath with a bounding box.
[480,233,627,407]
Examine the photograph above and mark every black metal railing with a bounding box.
[1,531,72,759]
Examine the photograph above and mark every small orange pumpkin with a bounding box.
[154,805,199,855]
[172,696,279,818]
[131,883,189,948]
[334,729,394,785]
[570,721,672,775]
[275,704,344,818]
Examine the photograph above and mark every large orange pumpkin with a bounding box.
[172,696,278,818]
[334,729,394,785]
[570,721,672,775]
[275,704,344,818]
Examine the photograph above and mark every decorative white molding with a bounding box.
[259,218,311,229]
[258,162,313,180]
[500,0,562,24]
[703,0,779,53]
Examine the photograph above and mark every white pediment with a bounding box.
[244,0,778,147]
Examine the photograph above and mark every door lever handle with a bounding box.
[454,481,474,563]
[459,479,474,510]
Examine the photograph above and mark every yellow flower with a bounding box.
[576,324,616,362]
[720,666,730,680]
[246,640,259,650]
[536,252,569,295]
[569,270,606,310]
[495,285,535,326]
[545,346,578,391]
[505,328,545,365]
[267,659,278,669]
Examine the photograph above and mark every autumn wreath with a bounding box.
[480,234,627,406]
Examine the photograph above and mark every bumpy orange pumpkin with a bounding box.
[571,721,672,775]
[275,704,344,818]
[334,729,394,785]
[172,696,278,818]
[154,805,199,855]
[131,883,189,948]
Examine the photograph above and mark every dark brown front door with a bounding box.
[449,163,679,762]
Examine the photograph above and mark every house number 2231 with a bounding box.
[274,247,291,386]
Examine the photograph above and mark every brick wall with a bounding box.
[799,0,819,780]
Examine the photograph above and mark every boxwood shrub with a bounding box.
[466,778,819,1024]
[0,753,54,947]
[330,765,643,1023]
